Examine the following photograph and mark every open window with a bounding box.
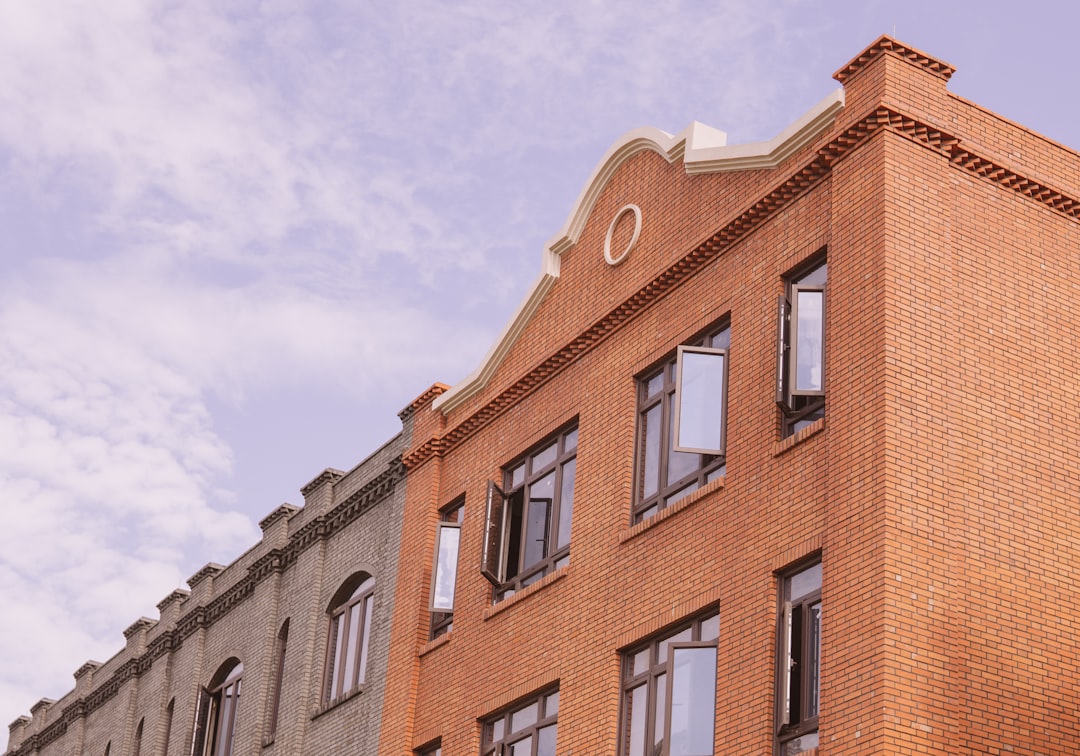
[481,424,577,602]
[194,658,243,756]
[324,574,375,704]
[776,560,822,755]
[776,258,827,436]
[430,499,463,639]
[633,324,729,523]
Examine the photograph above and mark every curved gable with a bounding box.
[434,89,845,412]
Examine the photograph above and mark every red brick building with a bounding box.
[380,36,1080,756]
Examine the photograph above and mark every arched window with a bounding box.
[133,718,144,756]
[324,574,375,703]
[104,742,111,756]
[267,619,289,739]
[195,659,244,756]
[162,698,174,756]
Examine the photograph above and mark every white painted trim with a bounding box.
[433,90,844,414]
[604,204,642,266]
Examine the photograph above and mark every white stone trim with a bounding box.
[604,204,641,266]
[433,90,844,413]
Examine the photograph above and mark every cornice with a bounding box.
[73,661,101,681]
[186,563,224,590]
[300,468,344,497]
[122,617,155,640]
[834,34,955,83]
[408,104,1080,469]
[258,503,299,532]
[433,91,844,414]
[398,383,449,421]
[155,589,190,614]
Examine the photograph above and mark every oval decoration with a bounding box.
[604,204,641,266]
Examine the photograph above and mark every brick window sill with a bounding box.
[772,416,825,457]
[311,685,364,720]
[619,475,726,544]
[483,564,569,621]
[419,630,452,657]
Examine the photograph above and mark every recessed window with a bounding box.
[324,574,375,704]
[163,699,174,756]
[776,258,826,437]
[415,743,441,756]
[776,560,822,754]
[481,425,577,602]
[634,325,729,522]
[194,659,243,756]
[132,719,143,756]
[482,689,559,756]
[619,612,719,756]
[431,499,464,639]
[268,619,288,739]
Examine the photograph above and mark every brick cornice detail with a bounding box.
[834,35,955,83]
[403,104,1079,469]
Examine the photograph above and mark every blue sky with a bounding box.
[2,0,1078,726]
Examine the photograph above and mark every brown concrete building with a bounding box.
[379,36,1080,756]
[9,35,1080,756]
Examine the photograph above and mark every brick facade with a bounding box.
[8,35,1080,755]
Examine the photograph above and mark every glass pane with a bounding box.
[675,349,725,453]
[783,731,819,755]
[669,647,716,756]
[709,328,730,350]
[627,683,647,756]
[705,464,726,483]
[511,701,538,733]
[510,464,525,488]
[790,563,822,601]
[654,672,666,754]
[524,472,554,567]
[490,719,504,744]
[641,404,662,499]
[563,427,578,452]
[797,262,827,286]
[632,648,650,676]
[645,370,664,399]
[432,526,459,611]
[357,594,374,684]
[556,459,576,549]
[545,691,559,716]
[537,725,556,756]
[807,602,821,718]
[330,615,344,696]
[508,736,532,756]
[699,614,719,643]
[343,602,361,690]
[667,419,700,487]
[795,290,824,392]
[658,628,692,664]
[665,481,698,507]
[532,441,558,472]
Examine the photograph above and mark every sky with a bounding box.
[2,0,1079,728]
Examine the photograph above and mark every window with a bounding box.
[416,743,441,756]
[324,574,375,704]
[482,689,559,756]
[634,325,729,522]
[619,612,718,756]
[776,560,821,755]
[133,719,144,756]
[267,619,288,739]
[194,659,243,756]
[163,698,174,756]
[481,425,577,601]
[776,258,826,436]
[430,499,464,639]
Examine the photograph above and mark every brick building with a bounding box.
[8,35,1080,756]
[4,411,417,756]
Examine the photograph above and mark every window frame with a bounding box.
[430,499,464,639]
[323,575,375,705]
[633,324,729,523]
[267,619,288,739]
[481,688,559,756]
[196,660,243,756]
[481,424,578,602]
[775,559,822,755]
[618,612,719,756]
[776,257,827,437]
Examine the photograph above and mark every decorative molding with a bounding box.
[833,34,955,83]
[258,503,300,532]
[433,92,845,413]
[300,468,345,497]
[73,661,101,681]
[603,204,642,266]
[122,618,155,640]
[29,699,54,716]
[398,383,450,420]
[187,563,224,590]
[155,589,190,614]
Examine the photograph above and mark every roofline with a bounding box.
[433,88,844,413]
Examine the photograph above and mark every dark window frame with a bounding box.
[323,575,375,705]
[481,423,578,602]
[267,619,289,739]
[618,611,719,756]
[632,324,729,523]
[776,255,827,438]
[775,559,822,755]
[481,688,559,756]
[198,659,243,756]
[430,498,464,639]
